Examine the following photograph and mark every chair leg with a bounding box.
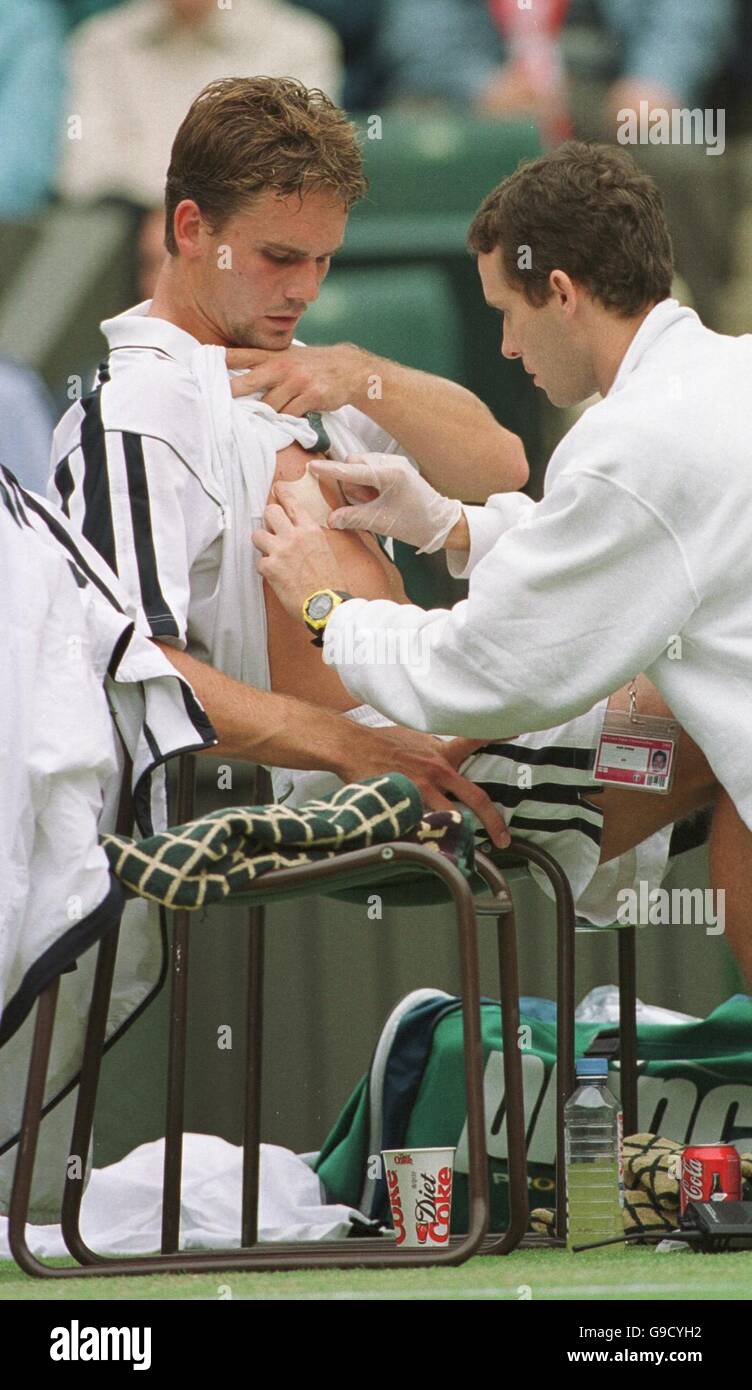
[472,852,529,1255]
[161,909,190,1253]
[448,856,490,1260]
[555,881,576,1241]
[618,927,639,1136]
[241,905,264,1247]
[60,925,122,1264]
[9,843,489,1275]
[496,841,575,1248]
[161,752,196,1253]
[7,981,63,1277]
[58,745,136,1262]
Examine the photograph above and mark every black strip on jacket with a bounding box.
[122,431,180,639]
[80,386,118,574]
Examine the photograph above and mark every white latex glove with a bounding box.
[308,452,463,554]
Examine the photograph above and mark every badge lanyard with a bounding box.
[594,678,679,794]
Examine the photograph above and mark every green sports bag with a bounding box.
[315,989,752,1232]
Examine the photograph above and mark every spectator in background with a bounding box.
[287,0,386,112]
[712,0,752,335]
[0,0,65,220]
[56,0,125,25]
[378,0,735,139]
[377,0,737,327]
[0,358,55,493]
[59,0,343,207]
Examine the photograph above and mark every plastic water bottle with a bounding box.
[564,1057,625,1252]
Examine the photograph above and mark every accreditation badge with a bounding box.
[594,681,679,794]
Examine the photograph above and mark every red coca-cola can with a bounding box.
[680,1143,741,1214]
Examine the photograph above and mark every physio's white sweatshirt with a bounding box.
[324,299,752,829]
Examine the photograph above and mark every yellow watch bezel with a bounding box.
[302,588,348,632]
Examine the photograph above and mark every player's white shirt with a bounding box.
[50,303,404,673]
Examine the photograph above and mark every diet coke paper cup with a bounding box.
[382,1147,455,1247]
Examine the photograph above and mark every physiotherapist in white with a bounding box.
[253,141,752,986]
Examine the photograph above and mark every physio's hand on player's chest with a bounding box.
[252,487,347,620]
[227,343,369,416]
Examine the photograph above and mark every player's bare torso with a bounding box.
[264,440,410,709]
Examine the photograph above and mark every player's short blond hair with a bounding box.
[164,75,367,254]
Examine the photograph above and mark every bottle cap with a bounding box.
[576,1057,608,1078]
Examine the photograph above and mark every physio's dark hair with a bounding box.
[164,76,367,254]
[467,141,674,315]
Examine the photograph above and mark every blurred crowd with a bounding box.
[2,0,748,220]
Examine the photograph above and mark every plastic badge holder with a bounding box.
[594,708,680,795]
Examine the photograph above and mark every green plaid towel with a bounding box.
[101,774,475,910]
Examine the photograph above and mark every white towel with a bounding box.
[0,1135,373,1253]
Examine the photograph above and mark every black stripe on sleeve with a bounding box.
[142,719,162,764]
[122,431,180,639]
[107,620,135,678]
[178,675,218,736]
[80,386,118,574]
[17,487,126,614]
[67,559,87,589]
[0,468,27,527]
[54,454,75,517]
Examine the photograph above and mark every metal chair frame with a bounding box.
[8,751,636,1273]
[8,757,543,1277]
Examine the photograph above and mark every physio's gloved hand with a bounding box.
[308,452,463,554]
